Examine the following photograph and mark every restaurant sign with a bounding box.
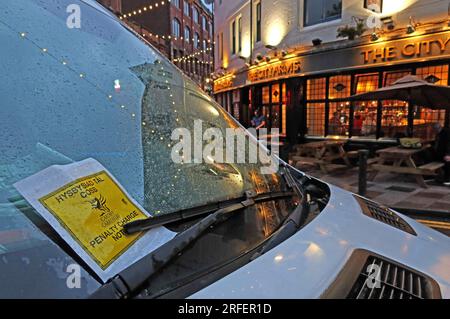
[214,76,234,92]
[361,35,450,64]
[248,58,301,83]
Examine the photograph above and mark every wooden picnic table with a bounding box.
[293,140,351,173]
[369,145,444,188]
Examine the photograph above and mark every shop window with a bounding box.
[416,65,449,86]
[328,75,351,99]
[413,65,448,140]
[353,101,377,138]
[307,78,326,100]
[271,85,280,104]
[328,102,350,136]
[380,71,411,139]
[380,100,408,139]
[307,103,325,136]
[355,73,379,93]
[383,70,411,86]
[413,107,446,141]
[262,86,270,104]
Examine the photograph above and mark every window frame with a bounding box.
[193,7,199,24]
[202,15,207,30]
[184,0,191,17]
[238,16,242,53]
[303,0,342,27]
[184,26,191,43]
[172,0,181,9]
[172,18,181,38]
[255,1,262,43]
[194,32,200,49]
[231,20,236,55]
[303,62,450,139]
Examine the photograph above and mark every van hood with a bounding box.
[191,184,450,298]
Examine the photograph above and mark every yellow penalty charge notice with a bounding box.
[40,171,147,269]
[14,158,175,282]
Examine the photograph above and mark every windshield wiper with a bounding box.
[90,189,295,299]
[124,190,295,234]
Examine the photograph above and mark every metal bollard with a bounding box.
[358,150,369,196]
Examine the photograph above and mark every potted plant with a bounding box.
[337,18,366,40]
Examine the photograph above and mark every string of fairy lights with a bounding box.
[2,19,184,140]
[1,10,199,201]
[173,47,213,63]
[117,0,215,68]
[143,31,215,46]
[119,0,171,20]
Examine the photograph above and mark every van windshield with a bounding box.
[0,0,286,297]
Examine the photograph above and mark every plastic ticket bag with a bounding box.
[14,158,175,283]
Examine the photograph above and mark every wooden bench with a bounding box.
[418,162,445,175]
[369,145,436,188]
[371,161,444,176]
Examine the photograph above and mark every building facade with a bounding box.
[213,0,450,146]
[98,0,214,88]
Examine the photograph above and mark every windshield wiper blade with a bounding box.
[281,164,309,200]
[124,190,294,234]
[90,189,295,299]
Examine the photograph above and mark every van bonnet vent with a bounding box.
[354,196,416,236]
[348,255,435,299]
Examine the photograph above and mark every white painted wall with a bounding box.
[214,0,450,73]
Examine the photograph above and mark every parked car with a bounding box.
[0,0,449,299]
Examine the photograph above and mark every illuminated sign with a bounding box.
[214,77,234,92]
[248,59,301,83]
[361,36,450,64]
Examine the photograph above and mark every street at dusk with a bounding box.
[1,0,450,307]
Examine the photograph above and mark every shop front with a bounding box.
[214,29,450,146]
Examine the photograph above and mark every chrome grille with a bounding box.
[348,256,432,299]
[355,196,416,236]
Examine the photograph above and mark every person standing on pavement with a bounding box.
[251,108,267,131]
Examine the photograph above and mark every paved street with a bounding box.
[295,164,450,235]
[296,164,450,212]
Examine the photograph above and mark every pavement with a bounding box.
[293,163,450,214]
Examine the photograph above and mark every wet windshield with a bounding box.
[0,0,286,297]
